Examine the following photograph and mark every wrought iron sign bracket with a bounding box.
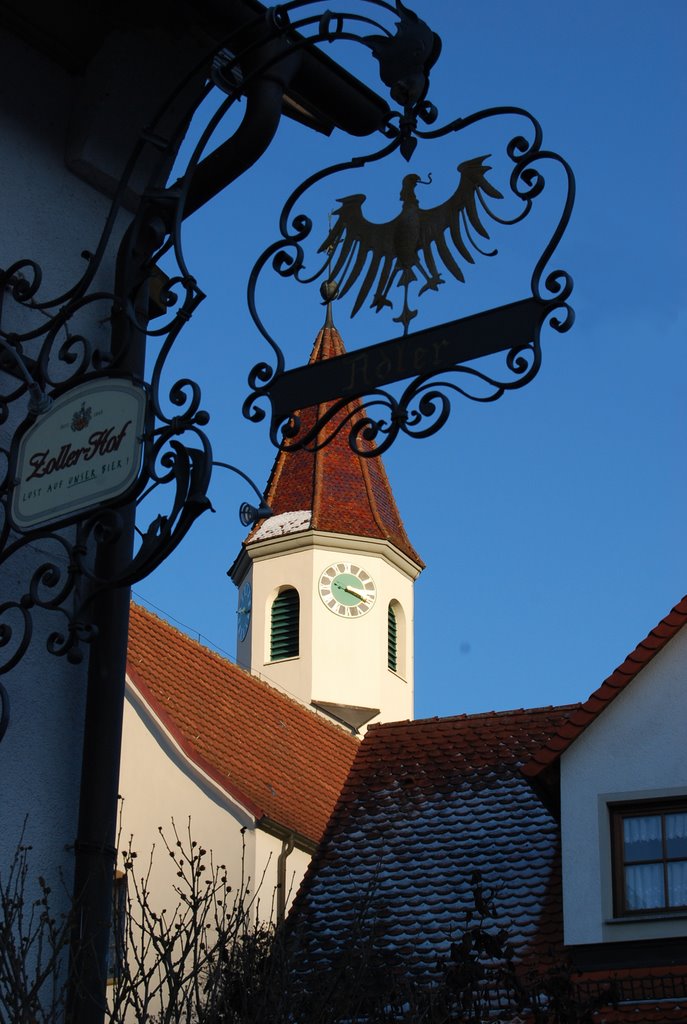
[242,93,575,455]
[259,296,556,454]
[0,0,446,712]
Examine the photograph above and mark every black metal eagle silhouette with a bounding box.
[319,156,504,332]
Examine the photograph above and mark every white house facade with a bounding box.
[558,606,687,947]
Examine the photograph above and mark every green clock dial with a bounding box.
[319,562,377,618]
[237,581,252,641]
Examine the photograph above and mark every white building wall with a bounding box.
[254,831,312,920]
[1,16,208,943]
[236,531,418,726]
[118,685,314,1021]
[0,30,126,909]
[560,625,687,946]
[120,685,255,882]
[120,682,313,919]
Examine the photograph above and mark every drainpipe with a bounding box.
[181,35,303,219]
[277,833,296,923]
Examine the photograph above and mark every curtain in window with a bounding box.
[667,813,687,906]
[623,816,662,909]
[623,815,662,857]
[668,861,687,907]
[622,812,687,910]
[666,812,687,849]
[625,863,663,910]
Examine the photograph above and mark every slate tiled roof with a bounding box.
[249,319,423,567]
[289,701,687,1017]
[291,706,577,979]
[524,595,687,778]
[126,602,359,844]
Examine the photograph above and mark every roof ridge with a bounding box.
[371,703,580,730]
[523,594,687,777]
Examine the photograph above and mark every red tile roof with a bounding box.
[291,705,577,977]
[576,964,687,1017]
[250,319,423,567]
[126,602,359,845]
[592,1009,687,1023]
[524,595,687,778]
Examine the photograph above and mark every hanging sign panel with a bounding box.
[265,297,548,422]
[9,377,148,532]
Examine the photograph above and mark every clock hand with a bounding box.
[344,585,370,603]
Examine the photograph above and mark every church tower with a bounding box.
[229,311,423,731]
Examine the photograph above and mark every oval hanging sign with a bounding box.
[9,377,148,532]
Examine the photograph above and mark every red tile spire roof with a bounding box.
[523,594,687,777]
[250,317,423,567]
[126,603,359,845]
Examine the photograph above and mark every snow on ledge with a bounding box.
[252,510,312,540]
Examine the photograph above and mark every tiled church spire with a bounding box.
[249,313,423,568]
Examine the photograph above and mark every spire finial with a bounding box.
[320,210,339,327]
[320,278,339,327]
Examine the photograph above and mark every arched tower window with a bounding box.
[270,588,299,661]
[388,603,398,672]
[388,600,406,677]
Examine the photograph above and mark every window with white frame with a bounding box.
[610,799,687,916]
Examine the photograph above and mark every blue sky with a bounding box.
[135,1,686,719]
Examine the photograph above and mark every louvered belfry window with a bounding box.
[388,603,398,672]
[270,588,299,661]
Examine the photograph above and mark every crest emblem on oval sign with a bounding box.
[71,402,92,432]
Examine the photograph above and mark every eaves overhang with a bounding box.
[1,0,390,137]
[258,817,318,856]
[229,528,424,587]
[125,669,263,824]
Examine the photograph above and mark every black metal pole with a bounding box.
[67,533,135,1024]
[66,199,148,1021]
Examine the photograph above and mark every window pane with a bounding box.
[623,815,662,862]
[625,863,664,909]
[668,861,687,908]
[666,813,687,858]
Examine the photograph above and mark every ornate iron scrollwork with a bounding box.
[243,90,575,456]
[0,1,447,709]
[1,0,575,712]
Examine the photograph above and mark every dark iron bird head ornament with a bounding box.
[319,157,504,332]
[364,0,442,110]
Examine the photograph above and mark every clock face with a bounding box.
[319,562,377,618]
[237,581,252,641]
